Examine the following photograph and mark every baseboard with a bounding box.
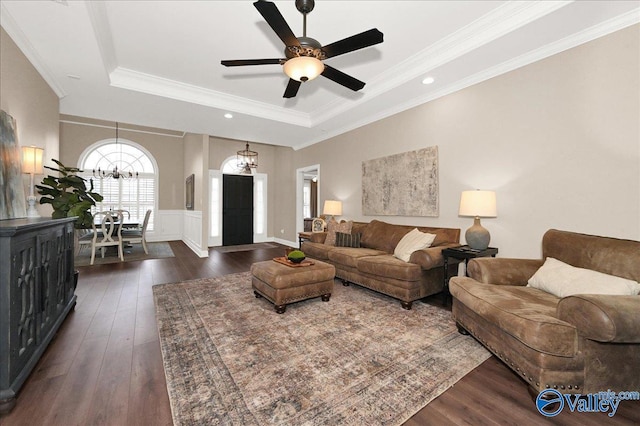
[182,237,209,258]
[273,237,297,248]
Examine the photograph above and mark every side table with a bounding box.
[442,246,498,304]
[298,231,313,248]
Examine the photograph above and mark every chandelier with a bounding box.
[93,122,139,179]
[237,143,258,174]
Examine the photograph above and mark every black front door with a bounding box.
[222,174,253,246]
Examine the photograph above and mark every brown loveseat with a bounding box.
[302,220,460,309]
[450,229,640,394]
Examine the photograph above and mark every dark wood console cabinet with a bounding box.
[0,217,77,413]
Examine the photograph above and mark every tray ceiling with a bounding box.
[2,1,638,149]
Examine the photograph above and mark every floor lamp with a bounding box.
[22,146,44,218]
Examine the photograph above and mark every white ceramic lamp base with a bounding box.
[26,195,40,218]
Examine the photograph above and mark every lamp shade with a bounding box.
[283,56,325,82]
[459,190,497,218]
[22,146,44,174]
[323,200,342,216]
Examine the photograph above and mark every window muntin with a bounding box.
[80,140,156,230]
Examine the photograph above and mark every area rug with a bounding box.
[75,241,174,266]
[214,242,279,253]
[153,272,491,426]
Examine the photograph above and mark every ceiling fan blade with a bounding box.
[221,59,283,67]
[283,79,302,98]
[321,65,365,92]
[321,28,383,59]
[253,0,300,47]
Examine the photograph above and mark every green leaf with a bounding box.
[40,159,102,228]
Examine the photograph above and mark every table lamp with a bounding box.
[22,146,44,218]
[459,190,497,250]
[323,200,342,223]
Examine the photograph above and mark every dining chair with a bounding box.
[121,209,151,254]
[78,211,124,265]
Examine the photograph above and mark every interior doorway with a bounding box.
[222,174,253,246]
[296,165,320,234]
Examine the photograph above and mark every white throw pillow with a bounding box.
[527,257,640,298]
[394,228,437,262]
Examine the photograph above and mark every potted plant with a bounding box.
[36,159,103,229]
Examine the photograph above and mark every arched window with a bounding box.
[79,139,157,230]
[221,155,256,175]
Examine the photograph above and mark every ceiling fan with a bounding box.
[221,0,383,98]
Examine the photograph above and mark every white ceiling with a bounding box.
[2,1,638,149]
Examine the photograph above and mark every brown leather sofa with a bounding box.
[450,229,640,394]
[301,219,460,309]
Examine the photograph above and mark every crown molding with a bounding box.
[88,0,571,132]
[295,7,640,150]
[86,0,311,127]
[1,3,67,98]
[59,118,186,138]
[108,67,312,127]
[309,1,572,128]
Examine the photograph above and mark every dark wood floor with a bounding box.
[1,241,638,425]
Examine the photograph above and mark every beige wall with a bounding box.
[272,147,296,239]
[1,27,59,217]
[59,116,185,210]
[291,24,640,258]
[184,133,204,211]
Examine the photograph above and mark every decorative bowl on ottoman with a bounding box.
[287,250,306,263]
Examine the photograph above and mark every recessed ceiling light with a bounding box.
[67,74,81,80]
[422,76,435,85]
[224,113,233,119]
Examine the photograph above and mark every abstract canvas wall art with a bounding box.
[0,110,27,220]
[362,146,439,217]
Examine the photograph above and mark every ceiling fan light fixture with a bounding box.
[283,56,324,82]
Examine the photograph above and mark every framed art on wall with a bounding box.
[0,110,27,219]
[185,174,194,210]
[362,146,439,217]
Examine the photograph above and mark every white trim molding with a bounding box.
[183,210,208,257]
[147,209,184,242]
[109,67,311,127]
[273,237,297,248]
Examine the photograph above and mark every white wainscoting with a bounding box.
[146,209,183,242]
[148,210,295,257]
[183,210,209,257]
[145,209,208,257]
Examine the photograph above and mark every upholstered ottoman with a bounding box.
[250,259,335,313]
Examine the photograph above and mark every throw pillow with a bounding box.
[393,228,437,262]
[324,220,352,246]
[527,257,640,297]
[335,232,361,248]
